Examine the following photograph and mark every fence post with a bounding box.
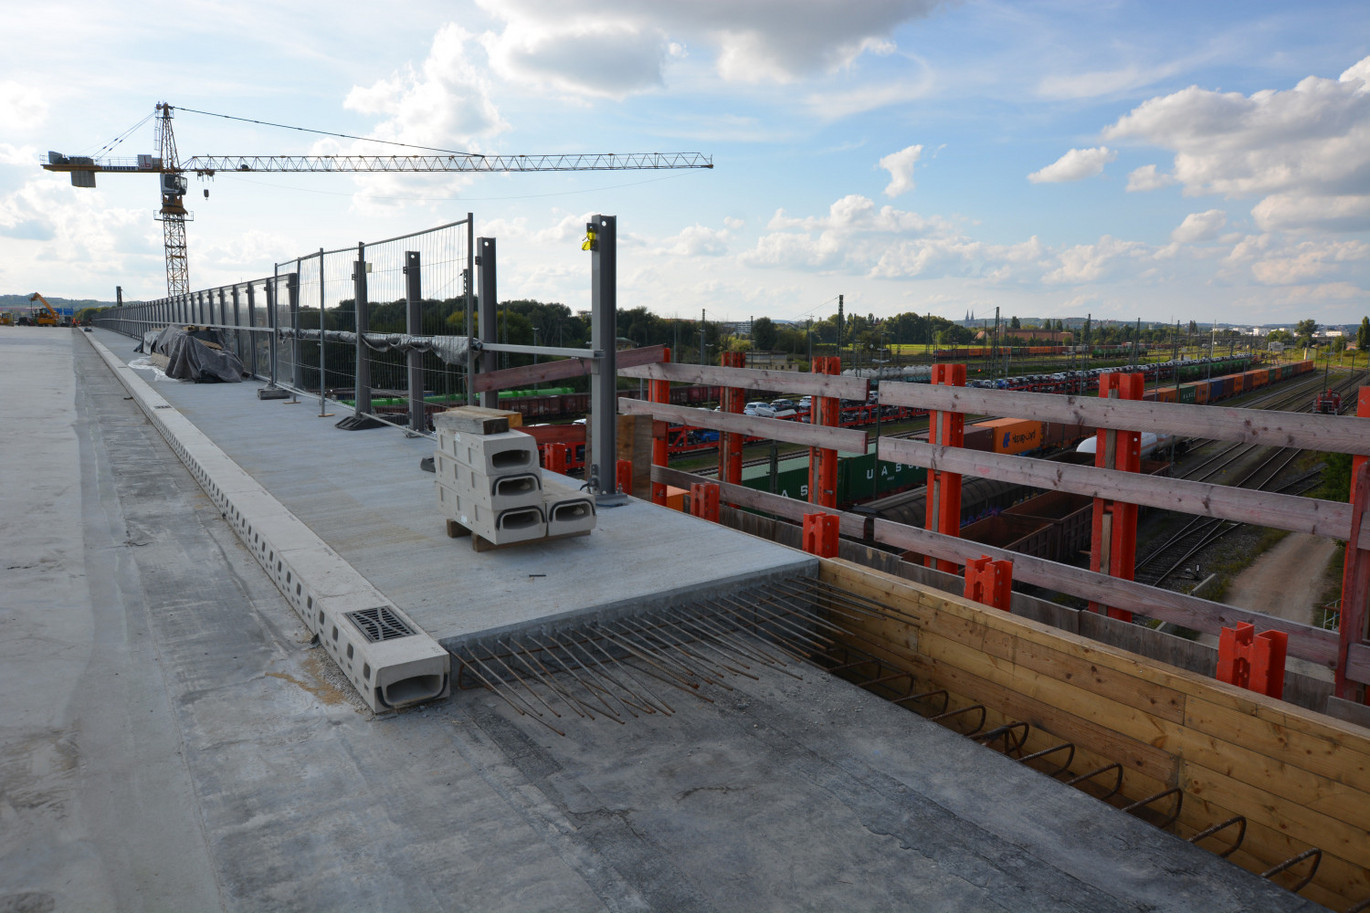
[650,347,672,504]
[245,282,258,378]
[809,356,842,509]
[1089,372,1143,620]
[476,237,498,409]
[405,250,425,432]
[1337,387,1370,702]
[925,363,966,573]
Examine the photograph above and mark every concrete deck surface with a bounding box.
[88,327,816,648]
[0,327,1322,912]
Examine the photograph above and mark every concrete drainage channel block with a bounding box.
[82,333,449,713]
[434,407,596,548]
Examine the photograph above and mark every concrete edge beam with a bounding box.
[81,333,450,713]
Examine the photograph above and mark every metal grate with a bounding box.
[347,606,416,642]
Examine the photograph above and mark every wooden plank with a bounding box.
[471,343,667,392]
[1162,723,1370,832]
[878,380,1370,456]
[618,361,869,401]
[871,519,1340,665]
[620,398,869,452]
[650,465,868,539]
[878,436,1357,541]
[1183,695,1370,793]
[1181,758,1370,870]
[1348,641,1370,686]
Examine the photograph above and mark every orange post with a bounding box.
[719,351,746,487]
[1089,372,1143,621]
[542,443,568,474]
[650,347,672,505]
[802,512,840,558]
[615,459,633,495]
[925,364,966,573]
[964,555,1013,611]
[1335,387,1370,701]
[808,356,842,509]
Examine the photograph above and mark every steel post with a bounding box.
[589,214,622,505]
[351,242,373,419]
[405,250,425,432]
[246,282,258,377]
[477,237,498,408]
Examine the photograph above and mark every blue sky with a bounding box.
[3,0,1368,327]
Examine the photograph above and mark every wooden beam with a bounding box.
[871,518,1339,666]
[878,381,1370,456]
[650,464,868,539]
[877,437,1360,541]
[619,398,869,453]
[1348,642,1370,686]
[617,361,870,401]
[471,344,667,393]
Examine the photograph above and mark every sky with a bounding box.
[2,0,1369,328]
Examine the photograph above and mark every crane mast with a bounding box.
[42,103,713,298]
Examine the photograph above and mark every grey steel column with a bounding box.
[588,214,621,505]
[477,237,498,409]
[349,242,375,421]
[231,285,241,360]
[404,251,425,431]
[267,273,278,384]
[246,283,258,378]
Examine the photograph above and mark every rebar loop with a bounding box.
[1122,787,1184,830]
[1066,763,1125,801]
[1261,848,1322,894]
[973,721,1030,756]
[1186,815,1246,859]
[1018,741,1076,777]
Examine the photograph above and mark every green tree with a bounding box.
[1358,316,1369,351]
[1295,318,1318,346]
[751,316,778,351]
[1010,315,1021,329]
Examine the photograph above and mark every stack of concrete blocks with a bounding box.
[433,407,596,548]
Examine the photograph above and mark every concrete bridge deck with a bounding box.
[0,326,1322,912]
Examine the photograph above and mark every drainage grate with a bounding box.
[347,606,416,642]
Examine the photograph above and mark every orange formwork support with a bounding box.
[542,443,568,474]
[964,555,1013,611]
[925,364,966,573]
[1217,622,1288,699]
[690,482,720,522]
[615,459,633,495]
[719,351,746,488]
[802,512,840,558]
[808,356,842,509]
[1089,373,1143,621]
[1335,387,1370,702]
[650,347,672,505]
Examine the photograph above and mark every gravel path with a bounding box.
[1223,532,1339,626]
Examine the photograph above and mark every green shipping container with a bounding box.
[740,452,925,505]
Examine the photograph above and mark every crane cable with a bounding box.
[174,106,484,159]
[88,110,157,159]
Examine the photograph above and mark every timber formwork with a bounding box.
[819,558,1370,911]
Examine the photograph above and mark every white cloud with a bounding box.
[1171,209,1227,244]
[879,144,923,197]
[0,81,46,132]
[0,144,37,167]
[1103,55,1370,231]
[473,0,943,94]
[1243,238,1370,286]
[1126,164,1177,193]
[666,223,731,256]
[1044,235,1148,284]
[1027,146,1116,184]
[345,24,507,149]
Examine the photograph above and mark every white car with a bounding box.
[744,401,777,417]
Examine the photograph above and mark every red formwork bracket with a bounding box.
[1336,387,1370,702]
[1217,622,1288,699]
[809,356,842,509]
[802,512,840,558]
[690,482,720,522]
[719,351,747,487]
[650,346,672,505]
[964,555,1013,611]
[615,459,633,496]
[542,443,568,474]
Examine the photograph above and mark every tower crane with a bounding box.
[42,102,713,297]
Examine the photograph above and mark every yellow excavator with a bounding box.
[28,292,63,327]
